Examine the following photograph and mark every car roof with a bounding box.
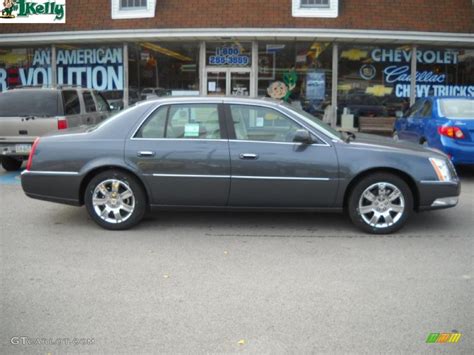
[140,96,284,107]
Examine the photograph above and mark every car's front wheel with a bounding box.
[84,170,147,230]
[348,173,413,234]
[1,157,23,171]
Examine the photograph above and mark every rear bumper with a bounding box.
[417,180,461,211]
[1,142,32,158]
[439,138,474,166]
[21,170,82,206]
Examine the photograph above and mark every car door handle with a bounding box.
[239,153,259,160]
[137,151,155,157]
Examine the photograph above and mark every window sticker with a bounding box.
[256,116,264,127]
[184,123,200,137]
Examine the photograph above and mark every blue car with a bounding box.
[394,97,474,166]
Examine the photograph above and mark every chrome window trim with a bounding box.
[225,101,332,146]
[22,170,79,176]
[229,139,330,147]
[129,99,333,147]
[129,101,224,140]
[132,138,229,142]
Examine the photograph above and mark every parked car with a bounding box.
[21,97,460,234]
[102,89,144,111]
[141,87,171,100]
[0,86,111,171]
[338,93,389,127]
[394,97,474,166]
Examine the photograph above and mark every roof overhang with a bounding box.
[1,28,473,47]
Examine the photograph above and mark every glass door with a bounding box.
[230,72,250,96]
[206,69,251,96]
[206,71,226,96]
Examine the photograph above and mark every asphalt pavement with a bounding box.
[1,166,473,353]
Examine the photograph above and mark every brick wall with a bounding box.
[0,0,473,34]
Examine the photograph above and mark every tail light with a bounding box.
[26,137,40,171]
[438,126,465,139]
[57,117,68,130]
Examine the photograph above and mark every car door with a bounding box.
[125,101,231,206]
[61,90,83,128]
[416,99,433,142]
[82,90,98,126]
[225,103,339,208]
[400,99,424,141]
[92,91,111,122]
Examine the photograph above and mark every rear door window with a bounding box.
[0,90,59,117]
[62,90,81,115]
[83,91,97,113]
[135,104,221,139]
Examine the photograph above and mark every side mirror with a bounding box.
[293,129,313,144]
[395,110,404,118]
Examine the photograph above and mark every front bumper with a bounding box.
[417,180,461,211]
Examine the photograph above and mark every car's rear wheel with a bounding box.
[348,173,413,234]
[84,170,147,230]
[1,157,23,171]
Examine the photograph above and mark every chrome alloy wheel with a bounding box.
[358,182,405,229]
[92,179,135,224]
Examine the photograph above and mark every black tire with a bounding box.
[1,157,23,171]
[348,173,413,234]
[84,169,147,230]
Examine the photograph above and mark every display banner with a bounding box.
[0,47,124,92]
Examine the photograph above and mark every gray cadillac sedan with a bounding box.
[21,97,460,234]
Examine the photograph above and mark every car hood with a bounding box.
[347,132,446,157]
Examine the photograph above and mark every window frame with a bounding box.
[62,90,81,116]
[111,0,156,19]
[292,0,338,18]
[82,91,97,113]
[133,103,227,140]
[226,104,329,145]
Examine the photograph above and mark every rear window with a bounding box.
[439,99,474,118]
[0,90,60,117]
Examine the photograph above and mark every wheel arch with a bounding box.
[343,167,420,211]
[78,165,150,206]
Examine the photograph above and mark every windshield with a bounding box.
[280,102,342,140]
[0,90,59,117]
[439,99,474,118]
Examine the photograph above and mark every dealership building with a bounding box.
[0,0,473,127]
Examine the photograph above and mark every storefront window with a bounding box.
[55,44,124,91]
[415,47,474,98]
[206,42,252,68]
[0,47,51,92]
[129,42,200,98]
[338,44,413,126]
[258,41,333,119]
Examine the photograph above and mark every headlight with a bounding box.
[429,157,453,182]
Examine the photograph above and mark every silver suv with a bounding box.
[0,86,111,171]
